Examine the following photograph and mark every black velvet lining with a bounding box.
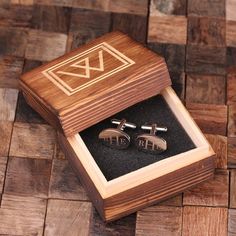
[80,95,196,181]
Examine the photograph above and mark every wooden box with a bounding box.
[20,32,215,222]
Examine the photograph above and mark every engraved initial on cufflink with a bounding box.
[98,118,136,149]
[135,124,167,154]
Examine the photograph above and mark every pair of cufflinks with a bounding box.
[98,118,167,154]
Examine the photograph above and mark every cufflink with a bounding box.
[135,124,167,154]
[99,118,136,149]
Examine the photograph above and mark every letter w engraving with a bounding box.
[57,50,104,78]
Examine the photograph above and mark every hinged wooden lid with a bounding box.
[20,31,171,136]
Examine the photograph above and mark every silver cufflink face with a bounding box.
[98,119,136,149]
[135,124,167,154]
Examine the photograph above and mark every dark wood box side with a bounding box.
[57,132,106,220]
[104,155,215,221]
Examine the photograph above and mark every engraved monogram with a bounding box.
[42,42,135,96]
[57,50,104,79]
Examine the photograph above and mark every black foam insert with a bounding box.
[80,95,196,181]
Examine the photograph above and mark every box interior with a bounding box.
[80,94,196,181]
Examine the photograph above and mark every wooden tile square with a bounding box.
[183,170,229,207]
[148,15,187,44]
[228,104,236,137]
[226,21,236,47]
[0,56,24,89]
[0,27,28,57]
[228,72,236,104]
[0,88,18,121]
[228,209,236,236]
[186,45,226,75]
[31,5,71,33]
[186,74,226,104]
[9,122,56,159]
[228,137,236,168]
[186,103,228,135]
[169,71,186,100]
[0,156,8,194]
[0,121,13,156]
[227,47,236,67]
[188,16,225,46]
[4,157,52,198]
[25,29,67,61]
[53,142,66,160]
[0,194,46,236]
[22,59,43,73]
[15,92,46,124]
[230,170,236,208]
[148,43,186,72]
[226,0,236,21]
[205,134,227,169]
[182,206,228,236]
[0,4,32,27]
[90,208,136,236]
[67,9,110,50]
[188,0,225,17]
[150,0,186,15]
[112,13,147,43]
[44,199,92,236]
[49,159,88,200]
[108,0,148,15]
[157,194,183,207]
[136,206,182,236]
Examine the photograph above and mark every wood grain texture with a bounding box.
[9,122,56,159]
[58,131,215,221]
[136,206,182,236]
[150,0,187,16]
[226,0,236,21]
[186,74,226,104]
[183,170,229,207]
[0,56,24,89]
[230,170,236,208]
[0,156,7,193]
[157,194,183,207]
[44,199,92,236]
[182,206,228,236]
[188,0,225,17]
[0,4,32,27]
[53,141,66,160]
[0,194,47,236]
[227,47,236,67]
[226,21,236,47]
[228,71,236,104]
[0,88,18,121]
[186,103,228,135]
[21,31,171,136]
[31,5,71,33]
[186,45,226,75]
[205,134,227,169]
[15,92,46,124]
[228,104,236,137]
[90,209,136,236]
[148,15,187,44]
[0,121,13,156]
[228,209,236,236]
[35,0,148,15]
[0,26,28,57]
[112,13,147,43]
[25,29,67,61]
[67,9,111,50]
[49,158,88,200]
[188,16,225,46]
[228,137,236,168]
[4,157,52,198]
[148,43,186,72]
